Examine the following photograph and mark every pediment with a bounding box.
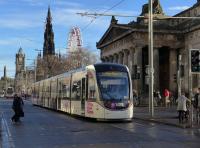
[97,25,131,48]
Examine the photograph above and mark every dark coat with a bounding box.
[12,97,24,117]
[193,93,199,109]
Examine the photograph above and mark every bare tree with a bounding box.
[36,48,98,81]
[63,48,98,71]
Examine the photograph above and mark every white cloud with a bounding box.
[0,37,37,46]
[168,6,190,11]
[0,19,40,29]
[21,0,45,6]
[55,0,82,7]
[0,12,44,29]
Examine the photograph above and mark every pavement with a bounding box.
[133,105,200,129]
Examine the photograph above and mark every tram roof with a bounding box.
[33,63,127,84]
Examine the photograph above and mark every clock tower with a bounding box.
[16,47,25,74]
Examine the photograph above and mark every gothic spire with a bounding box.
[4,66,6,78]
[47,6,52,23]
[43,6,55,57]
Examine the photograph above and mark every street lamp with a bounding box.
[148,0,154,117]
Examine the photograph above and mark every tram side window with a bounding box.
[35,85,39,99]
[72,81,81,100]
[88,77,96,100]
[61,84,70,99]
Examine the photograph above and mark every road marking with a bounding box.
[1,113,15,148]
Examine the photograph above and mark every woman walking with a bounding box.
[11,94,24,122]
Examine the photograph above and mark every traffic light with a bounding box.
[191,49,200,73]
[173,74,177,83]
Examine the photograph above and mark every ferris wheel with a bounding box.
[67,27,82,52]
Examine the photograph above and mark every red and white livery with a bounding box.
[32,63,133,120]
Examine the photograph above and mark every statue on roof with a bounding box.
[140,0,164,16]
[153,0,164,14]
[111,16,118,24]
[137,0,164,23]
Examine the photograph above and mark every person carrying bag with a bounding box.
[11,94,24,122]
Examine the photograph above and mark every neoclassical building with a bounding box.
[97,0,200,100]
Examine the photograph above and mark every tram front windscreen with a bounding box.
[96,71,130,101]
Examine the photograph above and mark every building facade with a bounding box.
[15,47,35,95]
[97,0,200,102]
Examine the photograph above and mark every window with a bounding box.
[88,77,96,100]
[62,84,70,99]
[59,77,71,100]
[72,80,81,100]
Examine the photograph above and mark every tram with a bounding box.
[5,87,14,98]
[32,63,133,120]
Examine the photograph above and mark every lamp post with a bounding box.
[148,0,154,117]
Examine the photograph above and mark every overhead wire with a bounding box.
[81,0,125,32]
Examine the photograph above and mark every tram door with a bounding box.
[81,77,86,115]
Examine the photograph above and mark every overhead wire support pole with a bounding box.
[148,0,154,117]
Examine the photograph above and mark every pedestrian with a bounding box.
[11,94,24,122]
[176,92,190,123]
[193,87,200,123]
[153,90,158,106]
[164,89,170,107]
[156,91,162,106]
[133,89,139,106]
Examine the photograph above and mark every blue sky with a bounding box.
[0,0,197,78]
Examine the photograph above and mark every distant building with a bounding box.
[36,7,60,81]
[43,7,55,57]
[97,0,200,102]
[15,47,35,95]
[0,66,14,96]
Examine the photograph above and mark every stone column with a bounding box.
[109,55,114,63]
[105,57,109,62]
[136,47,143,95]
[169,49,178,92]
[118,51,123,64]
[128,47,135,75]
[113,53,118,63]
[123,49,129,66]
[153,48,159,90]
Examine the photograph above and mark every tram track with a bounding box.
[1,112,15,148]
